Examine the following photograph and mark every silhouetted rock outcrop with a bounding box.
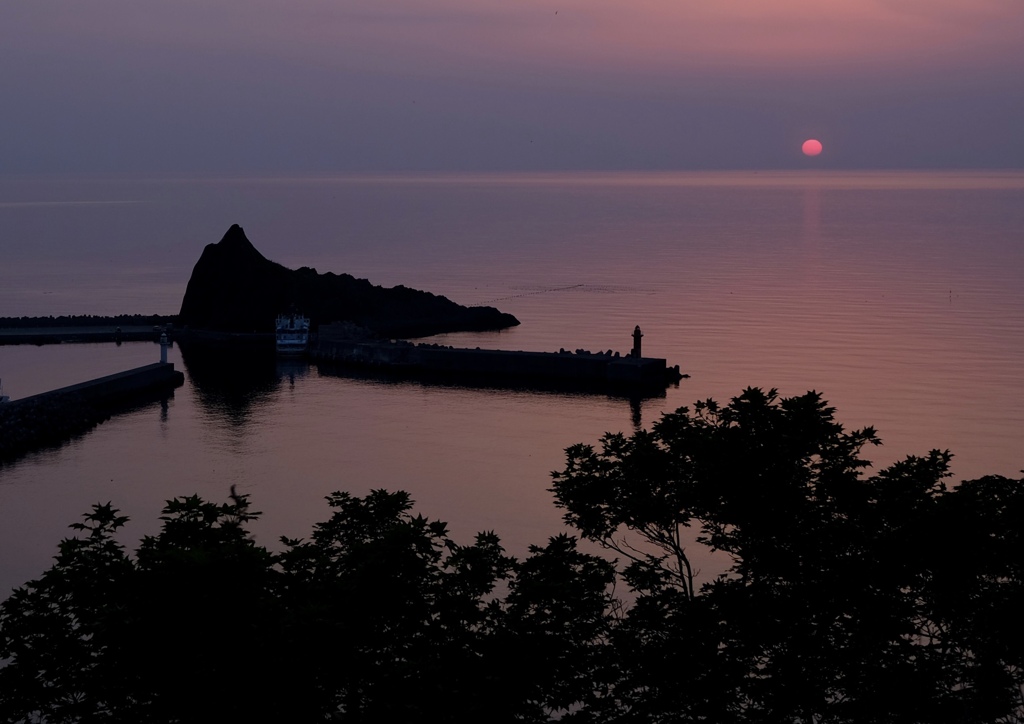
[178,225,519,337]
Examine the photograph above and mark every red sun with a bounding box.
[802,139,823,157]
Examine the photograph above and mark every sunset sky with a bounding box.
[3,0,1023,173]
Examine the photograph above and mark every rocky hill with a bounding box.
[178,225,519,338]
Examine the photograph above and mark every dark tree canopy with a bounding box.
[2,387,1023,723]
[0,491,614,723]
[551,387,1024,723]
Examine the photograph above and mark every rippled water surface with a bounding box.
[2,171,1023,597]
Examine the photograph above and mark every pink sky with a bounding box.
[2,0,1022,171]
[20,1,1022,69]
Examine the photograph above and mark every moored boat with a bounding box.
[276,313,310,355]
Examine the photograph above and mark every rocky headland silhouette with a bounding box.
[178,224,519,338]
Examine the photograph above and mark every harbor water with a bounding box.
[1,171,1023,597]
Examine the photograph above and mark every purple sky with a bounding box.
[3,0,1023,173]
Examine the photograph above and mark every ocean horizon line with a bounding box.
[3,168,1024,191]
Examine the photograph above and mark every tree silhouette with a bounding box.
[551,387,1024,722]
[2,387,1023,722]
[0,490,614,723]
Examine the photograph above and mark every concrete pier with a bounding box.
[9,363,185,409]
[0,363,185,464]
[312,335,682,391]
[0,326,166,346]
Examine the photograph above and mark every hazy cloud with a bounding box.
[1,0,1021,172]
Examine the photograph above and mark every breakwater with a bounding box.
[311,336,683,392]
[0,326,167,346]
[0,363,184,464]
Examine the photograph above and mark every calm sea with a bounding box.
[1,171,1023,597]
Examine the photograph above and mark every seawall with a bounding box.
[10,363,185,407]
[0,326,166,346]
[0,363,185,464]
[311,337,682,391]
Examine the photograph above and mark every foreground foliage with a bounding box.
[0,491,613,723]
[552,388,1024,723]
[2,387,1023,723]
